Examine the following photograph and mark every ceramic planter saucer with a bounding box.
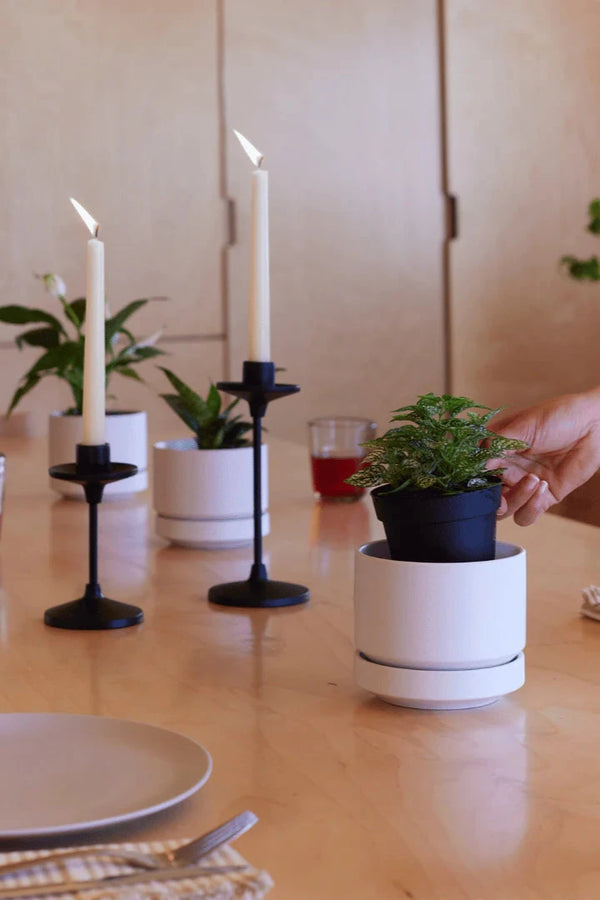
[355,651,525,710]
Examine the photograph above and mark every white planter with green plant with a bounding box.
[0,274,163,498]
[153,369,269,549]
[349,393,529,709]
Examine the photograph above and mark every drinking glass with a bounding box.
[307,417,376,501]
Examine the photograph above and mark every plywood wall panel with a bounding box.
[446,0,600,414]
[0,0,222,347]
[224,0,445,441]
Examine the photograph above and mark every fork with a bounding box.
[0,810,258,879]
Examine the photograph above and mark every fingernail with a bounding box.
[525,473,540,490]
[538,480,548,494]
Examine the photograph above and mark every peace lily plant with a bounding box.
[0,273,164,416]
[0,273,165,498]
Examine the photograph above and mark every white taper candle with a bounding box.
[81,236,105,445]
[248,167,270,362]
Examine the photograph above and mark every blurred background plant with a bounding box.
[561,200,600,281]
[0,273,165,415]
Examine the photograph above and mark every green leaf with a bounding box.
[0,306,65,333]
[105,300,148,343]
[158,368,252,448]
[27,342,82,378]
[561,255,600,281]
[123,345,165,361]
[206,383,221,418]
[15,327,60,350]
[161,393,203,435]
[65,298,86,327]
[62,370,84,414]
[115,366,143,382]
[6,374,41,415]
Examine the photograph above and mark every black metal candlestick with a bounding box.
[208,361,310,608]
[44,443,144,630]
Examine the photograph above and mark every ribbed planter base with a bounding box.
[153,440,269,550]
[155,512,270,550]
[355,651,525,710]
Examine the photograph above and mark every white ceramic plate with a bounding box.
[0,713,212,837]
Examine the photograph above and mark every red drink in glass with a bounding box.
[310,456,365,499]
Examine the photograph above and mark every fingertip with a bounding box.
[513,479,551,526]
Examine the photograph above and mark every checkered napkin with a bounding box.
[0,840,273,900]
[581,585,600,621]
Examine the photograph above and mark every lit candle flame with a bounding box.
[70,197,100,238]
[233,130,264,168]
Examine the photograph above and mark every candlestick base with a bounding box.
[44,595,144,630]
[208,578,309,609]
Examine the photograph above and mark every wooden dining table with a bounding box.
[2,429,600,899]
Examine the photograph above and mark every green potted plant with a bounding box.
[152,368,269,549]
[347,392,526,563]
[350,392,530,710]
[0,273,164,497]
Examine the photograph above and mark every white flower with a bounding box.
[41,273,67,299]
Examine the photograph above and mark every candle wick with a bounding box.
[94,225,100,238]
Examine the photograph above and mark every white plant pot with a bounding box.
[354,540,526,709]
[49,411,148,499]
[153,439,269,549]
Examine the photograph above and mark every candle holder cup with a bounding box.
[208,361,310,608]
[44,443,143,630]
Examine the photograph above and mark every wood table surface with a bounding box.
[1,432,600,899]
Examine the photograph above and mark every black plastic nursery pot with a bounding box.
[371,480,503,563]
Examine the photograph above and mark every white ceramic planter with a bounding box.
[49,411,148,499]
[153,439,269,549]
[354,539,526,709]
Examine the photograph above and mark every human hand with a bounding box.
[488,386,600,525]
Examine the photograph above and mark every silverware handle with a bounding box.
[175,810,258,863]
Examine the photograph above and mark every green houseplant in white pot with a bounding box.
[348,393,530,710]
[153,368,269,549]
[0,274,163,498]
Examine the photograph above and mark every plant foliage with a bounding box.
[346,393,528,495]
[561,199,600,281]
[159,367,252,450]
[0,274,164,415]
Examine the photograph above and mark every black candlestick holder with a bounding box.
[45,443,144,630]
[208,361,310,608]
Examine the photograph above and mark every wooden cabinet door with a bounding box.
[0,0,224,434]
[223,0,446,441]
[446,0,600,413]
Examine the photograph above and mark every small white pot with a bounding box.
[354,540,526,709]
[49,411,148,499]
[153,439,269,549]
